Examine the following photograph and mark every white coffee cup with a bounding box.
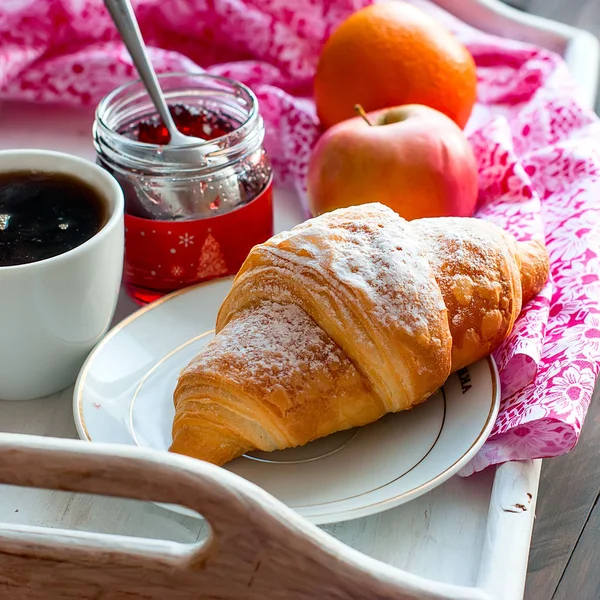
[0,149,124,401]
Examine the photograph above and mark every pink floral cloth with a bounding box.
[1,0,599,474]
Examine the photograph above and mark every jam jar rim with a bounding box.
[94,72,263,175]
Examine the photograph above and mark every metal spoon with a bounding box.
[103,0,242,219]
[103,0,205,149]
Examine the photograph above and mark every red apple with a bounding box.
[307,104,478,220]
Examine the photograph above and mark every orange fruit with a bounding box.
[314,2,477,130]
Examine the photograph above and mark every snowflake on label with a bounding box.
[179,233,194,248]
[171,265,183,277]
[197,234,228,280]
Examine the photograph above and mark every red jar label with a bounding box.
[123,180,273,295]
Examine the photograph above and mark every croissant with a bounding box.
[171,203,549,465]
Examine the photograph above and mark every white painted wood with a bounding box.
[0,2,597,596]
[0,434,492,600]
[0,381,497,587]
[431,0,599,108]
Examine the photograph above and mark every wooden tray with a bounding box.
[0,2,597,598]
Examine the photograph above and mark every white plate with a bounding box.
[73,277,501,525]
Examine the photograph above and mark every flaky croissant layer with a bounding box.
[171,203,549,465]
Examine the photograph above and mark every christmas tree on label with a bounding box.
[197,233,228,281]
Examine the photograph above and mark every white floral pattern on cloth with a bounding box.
[1,0,600,475]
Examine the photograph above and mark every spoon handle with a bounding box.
[104,0,178,135]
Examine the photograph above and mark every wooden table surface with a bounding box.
[504,2,600,598]
[524,381,600,600]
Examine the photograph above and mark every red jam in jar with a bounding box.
[93,74,273,304]
[132,103,235,144]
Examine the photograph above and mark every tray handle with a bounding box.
[0,433,492,600]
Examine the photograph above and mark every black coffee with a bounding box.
[0,171,107,267]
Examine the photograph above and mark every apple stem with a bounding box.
[354,104,373,126]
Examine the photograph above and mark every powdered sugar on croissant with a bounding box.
[171,203,549,465]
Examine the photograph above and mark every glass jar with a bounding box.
[94,73,273,304]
